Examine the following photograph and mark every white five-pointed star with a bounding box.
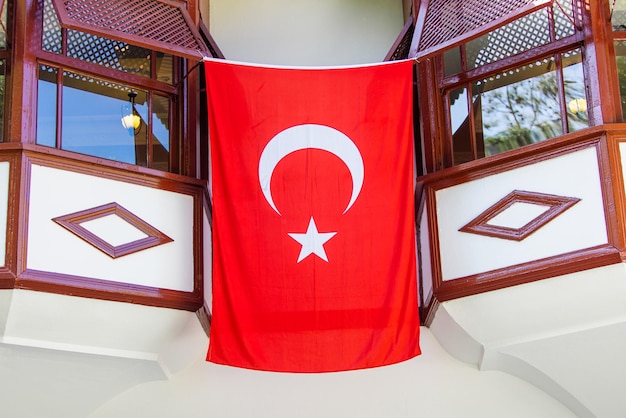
[288,217,337,263]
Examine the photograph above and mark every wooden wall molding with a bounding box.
[18,144,205,192]
[418,125,612,190]
[0,150,23,287]
[52,202,174,259]
[433,245,621,302]
[16,269,201,311]
[459,190,581,241]
[196,303,212,337]
[422,294,440,328]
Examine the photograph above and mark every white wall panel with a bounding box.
[435,147,607,280]
[27,165,195,292]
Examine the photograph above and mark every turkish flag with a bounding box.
[205,58,420,372]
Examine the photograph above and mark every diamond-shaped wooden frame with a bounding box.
[459,190,581,241]
[52,202,173,258]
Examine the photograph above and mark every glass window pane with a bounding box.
[444,47,462,78]
[449,87,473,165]
[615,40,626,120]
[155,52,174,84]
[151,94,170,171]
[37,65,58,147]
[0,0,8,50]
[61,71,148,166]
[467,9,550,70]
[562,49,588,132]
[473,57,562,157]
[42,0,62,54]
[67,30,151,78]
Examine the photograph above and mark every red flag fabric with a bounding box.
[205,59,420,372]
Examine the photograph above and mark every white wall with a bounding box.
[88,328,576,418]
[207,0,405,65]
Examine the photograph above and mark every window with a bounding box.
[421,0,587,166]
[36,0,181,172]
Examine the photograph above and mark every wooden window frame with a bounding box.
[413,0,587,171]
[33,0,202,174]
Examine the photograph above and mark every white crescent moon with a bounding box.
[258,124,364,215]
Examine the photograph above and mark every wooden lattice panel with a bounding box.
[43,0,63,54]
[467,9,551,69]
[466,1,577,69]
[554,0,577,40]
[52,0,210,60]
[413,0,552,60]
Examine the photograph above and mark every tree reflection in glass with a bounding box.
[615,41,626,121]
[473,58,561,157]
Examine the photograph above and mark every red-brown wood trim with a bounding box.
[418,125,614,190]
[384,18,413,61]
[198,19,225,59]
[196,303,211,337]
[15,148,31,277]
[433,244,621,301]
[414,184,426,313]
[408,0,429,58]
[439,33,584,90]
[598,131,626,253]
[416,58,443,173]
[439,75,455,167]
[0,151,23,284]
[0,152,19,289]
[16,269,202,311]
[8,0,39,144]
[181,52,201,177]
[5,143,206,193]
[425,179,444,304]
[422,294,440,327]
[37,52,179,95]
[192,172,205,315]
[0,268,16,288]
[202,183,213,228]
[583,0,622,124]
